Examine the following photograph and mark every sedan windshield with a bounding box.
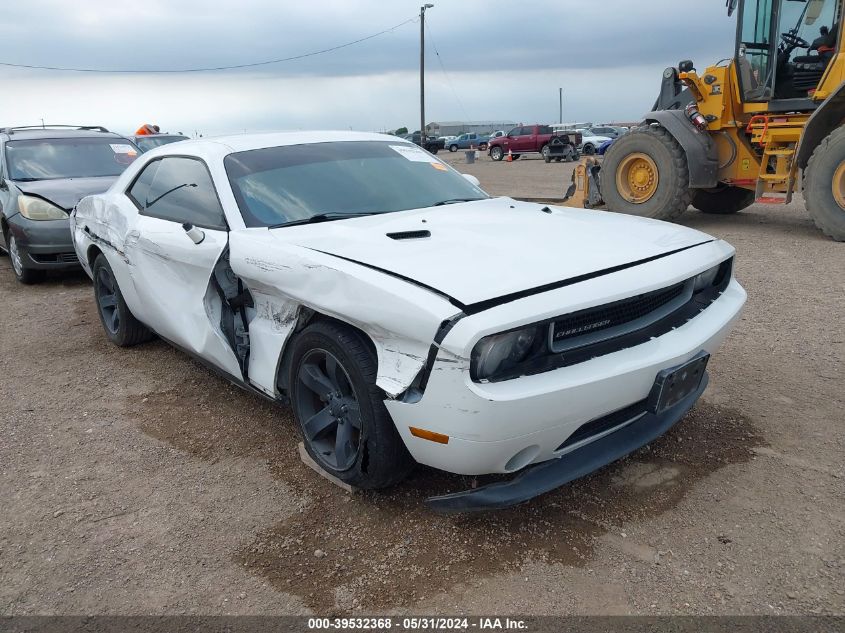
[224,141,487,227]
[5,137,139,181]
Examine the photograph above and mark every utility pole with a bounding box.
[420,4,434,144]
[558,88,563,125]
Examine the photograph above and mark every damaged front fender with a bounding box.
[228,230,461,398]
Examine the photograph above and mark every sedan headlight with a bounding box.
[471,326,540,382]
[18,195,68,221]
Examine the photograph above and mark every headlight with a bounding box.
[472,326,539,381]
[692,264,720,292]
[18,195,68,221]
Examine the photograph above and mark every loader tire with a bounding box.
[803,126,845,241]
[691,186,755,214]
[602,125,692,221]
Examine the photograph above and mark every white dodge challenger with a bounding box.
[71,131,746,512]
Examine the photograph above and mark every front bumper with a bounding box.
[425,372,708,513]
[7,214,79,269]
[385,277,745,477]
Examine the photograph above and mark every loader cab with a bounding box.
[733,0,841,104]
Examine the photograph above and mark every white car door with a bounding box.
[123,156,243,378]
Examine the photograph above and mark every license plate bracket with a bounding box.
[648,352,710,415]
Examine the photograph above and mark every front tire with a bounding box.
[449,144,458,152]
[7,234,43,284]
[289,320,413,489]
[92,254,153,347]
[583,144,596,156]
[804,126,845,241]
[601,125,692,221]
[691,186,755,214]
[490,146,504,161]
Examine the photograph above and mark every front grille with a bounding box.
[478,257,734,383]
[556,400,648,452]
[551,282,686,348]
[30,252,78,264]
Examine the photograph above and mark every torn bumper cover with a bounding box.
[425,373,708,514]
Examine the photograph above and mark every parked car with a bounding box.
[131,133,189,153]
[588,126,626,139]
[576,129,613,155]
[597,139,616,155]
[0,125,139,283]
[488,125,557,161]
[544,132,582,163]
[404,132,444,154]
[438,135,457,144]
[447,133,490,152]
[71,131,745,511]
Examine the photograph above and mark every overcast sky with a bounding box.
[0,0,738,136]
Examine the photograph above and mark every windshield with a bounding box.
[224,141,488,227]
[5,137,138,180]
[135,136,188,152]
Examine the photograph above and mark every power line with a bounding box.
[425,20,470,122]
[0,17,417,73]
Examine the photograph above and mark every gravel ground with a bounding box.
[1,152,843,616]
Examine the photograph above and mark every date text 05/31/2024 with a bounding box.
[307,617,528,630]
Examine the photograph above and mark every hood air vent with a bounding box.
[387,230,431,240]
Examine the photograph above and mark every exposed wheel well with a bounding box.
[86,245,103,270]
[275,309,378,397]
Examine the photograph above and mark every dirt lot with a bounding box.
[1,152,843,616]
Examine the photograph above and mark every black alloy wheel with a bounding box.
[295,348,362,471]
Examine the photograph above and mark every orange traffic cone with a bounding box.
[506,149,513,162]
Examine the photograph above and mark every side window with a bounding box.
[538,125,553,135]
[521,127,535,136]
[127,160,160,209]
[137,157,227,230]
[507,127,521,136]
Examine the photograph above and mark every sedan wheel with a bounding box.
[8,234,42,284]
[92,254,153,347]
[290,320,413,489]
[96,266,121,335]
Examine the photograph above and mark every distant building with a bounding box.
[427,120,517,137]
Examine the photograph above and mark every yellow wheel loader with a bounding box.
[565,0,845,241]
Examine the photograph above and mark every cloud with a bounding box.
[0,0,738,134]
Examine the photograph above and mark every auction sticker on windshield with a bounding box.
[390,144,437,162]
[110,144,137,155]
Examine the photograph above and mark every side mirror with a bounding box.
[462,174,481,187]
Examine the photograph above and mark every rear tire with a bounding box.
[691,186,755,214]
[289,320,414,489]
[449,144,458,152]
[804,126,845,241]
[601,125,692,221]
[92,254,153,347]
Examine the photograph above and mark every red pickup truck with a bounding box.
[488,124,558,161]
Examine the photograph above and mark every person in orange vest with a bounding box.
[134,123,160,136]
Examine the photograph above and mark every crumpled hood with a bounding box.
[270,198,713,307]
[14,176,119,211]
